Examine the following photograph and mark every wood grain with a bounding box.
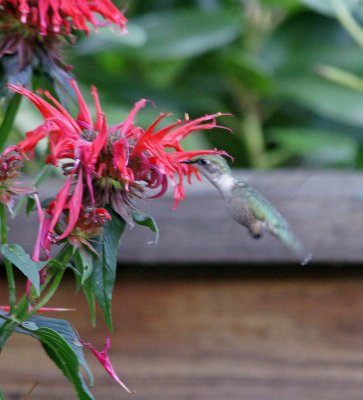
[2,275,363,399]
[7,169,363,264]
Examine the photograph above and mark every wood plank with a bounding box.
[6,170,363,263]
[2,276,363,399]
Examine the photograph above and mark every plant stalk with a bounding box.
[0,204,16,313]
[0,93,22,151]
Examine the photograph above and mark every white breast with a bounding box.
[215,175,235,193]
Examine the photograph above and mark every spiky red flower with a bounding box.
[0,0,127,36]
[0,0,127,95]
[9,82,228,255]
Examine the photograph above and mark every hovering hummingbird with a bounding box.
[182,155,311,265]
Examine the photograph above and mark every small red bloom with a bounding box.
[9,82,229,255]
[82,336,132,393]
[0,146,34,211]
[66,206,112,252]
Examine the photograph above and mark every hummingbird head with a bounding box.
[181,155,232,181]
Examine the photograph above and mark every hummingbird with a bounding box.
[182,155,311,265]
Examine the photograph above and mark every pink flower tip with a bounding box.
[0,306,75,313]
[82,336,133,393]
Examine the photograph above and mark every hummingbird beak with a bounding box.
[180,160,196,164]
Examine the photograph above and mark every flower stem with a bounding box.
[0,296,28,351]
[333,0,363,48]
[0,93,22,151]
[30,246,73,315]
[0,204,16,313]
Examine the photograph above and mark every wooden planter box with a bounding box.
[8,169,363,264]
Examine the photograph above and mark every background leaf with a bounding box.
[130,8,242,60]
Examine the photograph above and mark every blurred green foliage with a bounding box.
[70,0,363,168]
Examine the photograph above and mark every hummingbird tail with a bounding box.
[273,227,312,265]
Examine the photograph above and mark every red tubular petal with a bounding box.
[71,80,93,127]
[0,306,74,312]
[57,169,84,241]
[89,113,108,165]
[48,174,73,235]
[131,112,173,154]
[8,85,77,131]
[82,336,132,393]
[119,99,148,138]
[32,193,45,262]
[149,174,168,199]
[91,85,104,132]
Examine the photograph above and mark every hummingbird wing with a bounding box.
[234,182,311,265]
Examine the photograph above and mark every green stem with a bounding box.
[333,0,363,48]
[0,93,22,151]
[0,204,16,313]
[30,259,70,315]
[241,108,268,169]
[317,64,363,93]
[28,245,72,315]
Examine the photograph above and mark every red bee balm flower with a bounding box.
[0,0,127,36]
[0,0,127,95]
[9,82,229,255]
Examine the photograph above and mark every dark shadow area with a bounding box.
[112,262,363,281]
[2,262,363,284]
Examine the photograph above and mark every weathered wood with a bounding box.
[7,170,363,263]
[2,276,363,399]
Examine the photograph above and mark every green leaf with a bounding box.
[132,211,159,244]
[0,313,95,398]
[279,75,363,128]
[16,317,94,400]
[90,209,126,331]
[82,281,97,327]
[263,12,361,76]
[18,315,93,385]
[220,51,275,95]
[299,0,360,16]
[74,248,94,285]
[26,196,36,216]
[1,244,47,295]
[269,127,357,166]
[131,8,242,60]
[77,22,147,54]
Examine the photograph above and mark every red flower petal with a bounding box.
[56,169,84,241]
[4,0,127,35]
[71,80,93,128]
[47,174,73,235]
[0,306,74,313]
[82,336,132,393]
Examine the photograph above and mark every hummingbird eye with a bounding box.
[198,158,208,166]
